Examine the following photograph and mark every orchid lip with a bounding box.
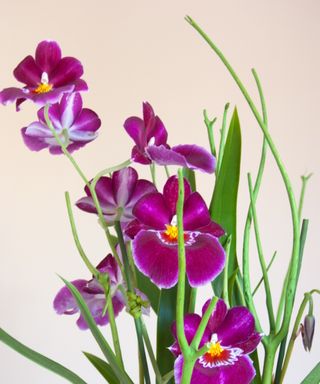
[199,334,243,368]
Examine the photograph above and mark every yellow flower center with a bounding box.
[207,342,224,358]
[33,82,53,94]
[164,224,178,241]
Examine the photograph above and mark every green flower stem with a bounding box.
[279,290,320,384]
[248,173,275,332]
[176,169,190,355]
[203,110,217,156]
[65,191,98,277]
[186,18,303,383]
[235,275,246,306]
[114,221,151,384]
[222,235,232,307]
[164,165,170,178]
[188,288,197,313]
[106,292,125,369]
[150,163,157,186]
[298,174,312,224]
[140,318,163,384]
[216,102,230,175]
[191,296,218,350]
[252,251,277,296]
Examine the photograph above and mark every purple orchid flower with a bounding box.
[124,102,216,173]
[170,299,262,384]
[76,166,157,225]
[53,254,125,330]
[21,92,100,154]
[126,176,225,289]
[0,40,87,110]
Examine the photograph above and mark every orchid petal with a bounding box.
[163,175,191,216]
[202,299,228,333]
[172,144,216,174]
[13,55,41,86]
[35,41,62,73]
[49,57,84,87]
[183,192,211,231]
[112,167,138,207]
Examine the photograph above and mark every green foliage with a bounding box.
[83,352,120,384]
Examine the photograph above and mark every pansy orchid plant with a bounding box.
[0,16,319,384]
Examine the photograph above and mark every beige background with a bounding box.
[0,1,319,383]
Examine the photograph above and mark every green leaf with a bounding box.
[135,267,160,313]
[60,277,133,384]
[210,108,241,299]
[0,327,87,384]
[301,362,320,384]
[156,287,177,383]
[83,352,119,383]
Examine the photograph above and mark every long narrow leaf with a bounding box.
[60,277,133,384]
[83,352,119,384]
[301,362,320,384]
[0,328,87,384]
[135,267,160,313]
[210,108,242,299]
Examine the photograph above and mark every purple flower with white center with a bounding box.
[53,254,125,330]
[0,40,87,110]
[124,102,216,173]
[21,92,100,154]
[126,176,225,289]
[76,166,157,225]
[170,299,262,384]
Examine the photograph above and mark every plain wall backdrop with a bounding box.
[0,1,319,383]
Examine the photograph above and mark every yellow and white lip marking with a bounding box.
[33,72,53,94]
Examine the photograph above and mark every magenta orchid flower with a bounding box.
[124,102,215,173]
[0,40,87,110]
[76,167,157,225]
[170,299,262,384]
[126,176,225,288]
[53,254,125,330]
[21,92,100,154]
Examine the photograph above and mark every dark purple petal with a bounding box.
[142,102,155,126]
[73,78,88,92]
[216,307,255,346]
[96,254,120,284]
[202,299,228,333]
[13,56,41,86]
[43,103,63,130]
[132,230,179,288]
[234,332,262,354]
[89,177,116,206]
[152,116,168,145]
[60,92,82,128]
[124,219,149,239]
[71,108,101,133]
[35,41,62,73]
[112,167,138,206]
[199,221,225,238]
[50,57,84,87]
[131,145,151,164]
[163,176,191,216]
[21,127,49,152]
[126,180,157,208]
[147,144,189,168]
[53,279,88,315]
[183,193,211,231]
[124,116,146,149]
[175,355,255,384]
[76,196,117,221]
[186,233,225,287]
[133,193,171,229]
[0,87,29,106]
[172,144,216,174]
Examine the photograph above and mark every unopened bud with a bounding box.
[301,315,315,352]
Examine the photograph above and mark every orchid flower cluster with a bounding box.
[0,16,319,384]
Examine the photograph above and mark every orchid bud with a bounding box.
[301,315,315,352]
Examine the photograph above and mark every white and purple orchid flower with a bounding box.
[0,40,87,110]
[124,102,216,173]
[21,92,101,154]
[126,176,225,288]
[53,254,125,330]
[170,299,262,384]
[76,167,157,225]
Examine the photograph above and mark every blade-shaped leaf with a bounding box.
[210,108,241,298]
[60,277,133,384]
[301,362,320,384]
[0,327,87,384]
[83,352,119,384]
[135,267,160,313]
